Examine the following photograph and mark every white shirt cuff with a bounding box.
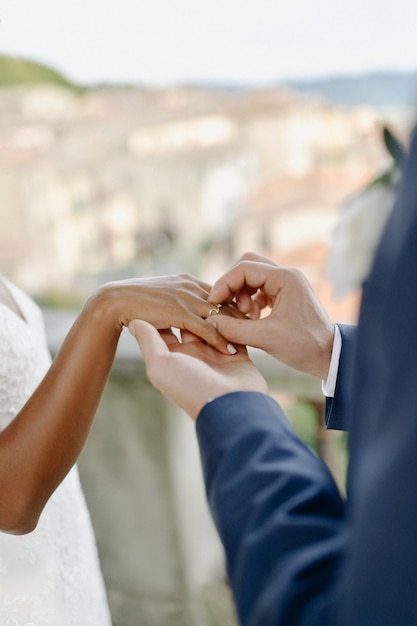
[321,324,342,398]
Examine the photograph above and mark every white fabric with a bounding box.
[321,324,342,398]
[0,275,112,626]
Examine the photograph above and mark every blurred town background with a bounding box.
[1,56,416,318]
[1,55,416,625]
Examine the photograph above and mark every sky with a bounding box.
[1,0,417,87]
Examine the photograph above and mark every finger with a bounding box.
[182,315,238,355]
[128,319,169,361]
[235,289,254,314]
[235,289,261,319]
[209,261,277,304]
[179,273,213,294]
[245,300,261,320]
[234,251,280,267]
[159,328,180,347]
[175,297,213,322]
[252,290,268,311]
[218,302,247,319]
[180,329,203,344]
[207,314,268,352]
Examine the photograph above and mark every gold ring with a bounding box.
[208,303,222,316]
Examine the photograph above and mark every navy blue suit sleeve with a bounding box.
[325,324,357,431]
[196,391,347,626]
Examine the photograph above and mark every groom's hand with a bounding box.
[129,320,268,420]
[208,252,335,380]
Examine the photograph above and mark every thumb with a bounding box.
[128,319,168,362]
[209,314,265,351]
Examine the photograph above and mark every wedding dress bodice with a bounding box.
[0,275,112,626]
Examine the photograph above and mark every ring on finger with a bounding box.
[207,303,222,316]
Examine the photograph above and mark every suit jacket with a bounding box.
[196,126,417,625]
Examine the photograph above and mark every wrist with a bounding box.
[306,325,335,380]
[193,381,268,421]
[82,285,124,339]
[317,333,335,380]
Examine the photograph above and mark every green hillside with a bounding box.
[0,55,80,90]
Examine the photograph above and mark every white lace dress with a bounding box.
[0,276,112,626]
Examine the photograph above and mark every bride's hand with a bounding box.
[85,274,242,355]
[129,320,268,420]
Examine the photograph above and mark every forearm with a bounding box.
[197,392,347,626]
[0,290,121,533]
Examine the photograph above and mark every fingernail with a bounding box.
[128,322,136,337]
[227,343,237,354]
[207,317,217,328]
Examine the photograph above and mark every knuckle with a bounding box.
[239,250,257,261]
[287,267,306,285]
